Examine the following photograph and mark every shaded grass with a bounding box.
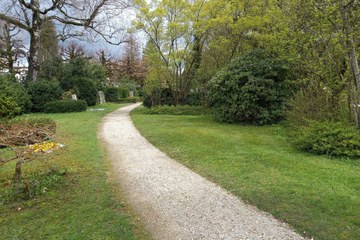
[0,103,147,239]
[131,108,360,240]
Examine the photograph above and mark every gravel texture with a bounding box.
[99,103,305,240]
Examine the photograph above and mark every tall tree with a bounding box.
[39,19,58,64]
[135,0,209,104]
[0,0,129,82]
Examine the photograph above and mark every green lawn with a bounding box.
[0,104,148,240]
[131,108,360,240]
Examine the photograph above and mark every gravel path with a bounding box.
[99,103,305,240]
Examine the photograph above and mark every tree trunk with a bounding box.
[26,3,42,82]
[341,3,360,127]
[4,24,15,74]
[14,160,22,183]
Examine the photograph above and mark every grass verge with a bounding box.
[131,107,360,240]
[0,103,147,239]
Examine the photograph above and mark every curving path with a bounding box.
[99,103,305,240]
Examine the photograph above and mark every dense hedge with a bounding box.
[209,49,290,125]
[27,79,63,112]
[44,100,87,113]
[293,120,360,158]
[141,105,209,115]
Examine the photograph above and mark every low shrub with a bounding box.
[293,120,360,158]
[44,100,87,113]
[0,96,21,118]
[27,79,63,112]
[141,105,209,115]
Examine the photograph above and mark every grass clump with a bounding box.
[131,108,360,240]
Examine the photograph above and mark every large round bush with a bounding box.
[27,79,63,112]
[209,49,290,124]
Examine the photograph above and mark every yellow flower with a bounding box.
[28,141,63,154]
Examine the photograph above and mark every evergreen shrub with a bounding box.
[44,100,87,113]
[27,79,62,112]
[209,48,290,125]
[74,78,97,106]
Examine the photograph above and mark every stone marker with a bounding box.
[98,91,106,104]
[129,91,134,98]
[71,94,77,100]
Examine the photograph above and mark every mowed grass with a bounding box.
[131,108,360,240]
[0,103,147,240]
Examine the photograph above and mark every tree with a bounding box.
[0,22,26,74]
[118,35,147,86]
[39,19,58,64]
[275,0,360,127]
[135,0,207,105]
[61,42,88,62]
[0,0,129,82]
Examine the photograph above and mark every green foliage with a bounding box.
[293,120,360,158]
[287,83,348,128]
[74,78,98,106]
[27,79,63,112]
[39,20,59,64]
[61,58,106,91]
[44,100,87,113]
[140,105,209,115]
[209,49,290,125]
[0,96,21,118]
[39,56,64,81]
[114,97,141,104]
[0,75,32,113]
[143,88,173,108]
[104,87,129,102]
